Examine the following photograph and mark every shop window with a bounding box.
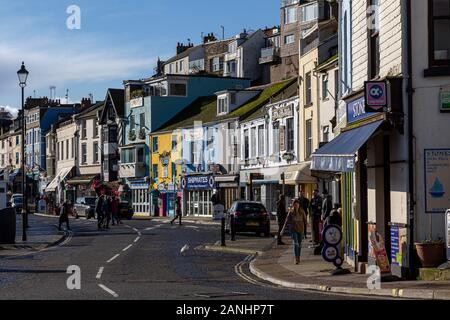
[137,147,145,163]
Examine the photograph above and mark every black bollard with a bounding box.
[230,214,236,241]
[221,217,226,247]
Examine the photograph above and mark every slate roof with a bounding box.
[154,78,297,133]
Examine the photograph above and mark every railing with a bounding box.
[281,0,299,8]
[259,47,281,64]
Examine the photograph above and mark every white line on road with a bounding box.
[96,267,104,279]
[133,228,139,232]
[145,227,156,231]
[186,226,199,229]
[123,244,133,252]
[98,284,119,298]
[107,254,120,263]
[134,236,141,243]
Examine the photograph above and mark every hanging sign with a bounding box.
[365,81,388,112]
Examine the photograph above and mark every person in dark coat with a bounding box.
[321,190,333,222]
[276,194,287,245]
[171,196,183,226]
[111,195,120,226]
[325,204,342,228]
[310,189,322,245]
[95,194,106,230]
[58,200,72,231]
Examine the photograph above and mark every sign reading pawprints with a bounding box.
[441,92,450,111]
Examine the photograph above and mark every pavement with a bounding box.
[0,214,69,258]
[247,236,450,300]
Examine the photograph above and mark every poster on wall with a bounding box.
[425,149,450,214]
[368,224,391,274]
[390,226,408,267]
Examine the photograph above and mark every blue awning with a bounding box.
[311,120,385,173]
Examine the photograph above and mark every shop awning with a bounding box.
[214,175,238,183]
[67,174,99,186]
[311,120,384,173]
[45,167,74,192]
[280,162,317,185]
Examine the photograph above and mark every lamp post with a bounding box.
[17,62,29,242]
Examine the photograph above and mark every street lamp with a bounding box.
[17,62,29,241]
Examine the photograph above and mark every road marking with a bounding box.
[134,237,140,243]
[107,254,120,263]
[186,226,199,229]
[133,228,139,232]
[145,227,155,231]
[123,244,133,252]
[180,244,190,254]
[98,284,119,298]
[96,267,104,279]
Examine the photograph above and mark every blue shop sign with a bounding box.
[347,96,376,124]
[181,175,215,190]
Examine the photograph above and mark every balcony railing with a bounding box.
[259,47,281,64]
[281,0,299,8]
[119,162,146,179]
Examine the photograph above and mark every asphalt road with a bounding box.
[0,216,370,300]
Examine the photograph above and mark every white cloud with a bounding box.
[0,105,19,118]
[0,34,156,107]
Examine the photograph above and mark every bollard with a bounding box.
[230,214,236,241]
[221,217,226,247]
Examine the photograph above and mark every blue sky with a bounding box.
[0,0,279,115]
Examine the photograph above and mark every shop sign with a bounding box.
[364,81,388,112]
[390,226,407,267]
[424,149,450,213]
[368,224,391,275]
[347,96,376,124]
[272,103,294,121]
[441,91,450,112]
[181,175,215,190]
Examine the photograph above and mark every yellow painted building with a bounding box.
[149,130,182,217]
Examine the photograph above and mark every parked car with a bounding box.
[11,194,23,214]
[73,196,96,219]
[226,201,271,237]
[119,201,134,220]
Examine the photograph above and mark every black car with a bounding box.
[119,201,134,220]
[226,201,271,237]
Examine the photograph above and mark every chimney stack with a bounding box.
[176,42,194,55]
[203,32,218,44]
[81,97,92,109]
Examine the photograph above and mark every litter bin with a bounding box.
[0,208,16,244]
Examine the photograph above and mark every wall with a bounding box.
[56,121,76,173]
[78,118,102,175]
[318,64,339,143]
[411,0,450,241]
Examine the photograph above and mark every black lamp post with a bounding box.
[17,62,29,242]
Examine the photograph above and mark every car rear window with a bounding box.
[236,203,266,214]
[85,198,96,206]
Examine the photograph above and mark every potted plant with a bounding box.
[415,238,446,268]
[138,128,146,140]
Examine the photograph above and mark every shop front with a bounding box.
[181,174,215,217]
[128,178,150,216]
[155,182,182,217]
[214,174,240,211]
[66,174,100,199]
[281,163,318,203]
[311,80,405,273]
[240,169,281,214]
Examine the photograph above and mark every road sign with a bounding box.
[365,81,388,112]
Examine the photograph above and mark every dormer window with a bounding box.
[218,96,229,115]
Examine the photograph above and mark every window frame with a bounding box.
[428,0,450,67]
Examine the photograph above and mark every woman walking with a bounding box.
[286,200,307,265]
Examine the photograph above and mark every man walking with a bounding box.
[170,196,183,226]
[111,195,120,226]
[310,189,322,245]
[58,200,72,231]
[276,194,287,245]
[298,189,310,239]
[103,196,112,229]
[95,194,105,230]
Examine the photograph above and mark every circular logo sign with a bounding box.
[369,84,384,100]
[209,176,215,189]
[322,246,339,263]
[181,177,187,189]
[323,225,343,246]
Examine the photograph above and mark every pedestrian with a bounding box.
[286,200,307,265]
[324,203,342,228]
[58,200,71,231]
[321,190,333,222]
[170,196,182,226]
[111,195,120,226]
[309,189,322,245]
[276,194,287,245]
[95,194,105,230]
[103,196,112,229]
[298,189,310,239]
